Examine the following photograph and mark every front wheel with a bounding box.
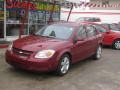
[56,54,70,76]
[112,40,120,50]
[93,45,102,60]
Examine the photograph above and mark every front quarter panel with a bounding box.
[53,42,73,69]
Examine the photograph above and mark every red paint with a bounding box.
[101,24,120,46]
[5,22,102,73]
[84,22,120,47]
[0,44,9,48]
[6,0,36,10]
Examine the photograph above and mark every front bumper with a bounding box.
[5,50,58,72]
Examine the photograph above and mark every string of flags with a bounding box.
[62,1,120,8]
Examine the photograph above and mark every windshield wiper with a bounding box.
[33,34,56,39]
[44,36,56,38]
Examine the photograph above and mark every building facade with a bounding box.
[0,0,60,41]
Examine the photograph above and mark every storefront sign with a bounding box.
[6,0,36,10]
[35,2,60,12]
[6,0,60,12]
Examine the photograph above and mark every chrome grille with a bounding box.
[12,47,33,57]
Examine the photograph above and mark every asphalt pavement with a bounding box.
[0,48,120,90]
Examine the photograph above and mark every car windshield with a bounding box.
[35,24,73,40]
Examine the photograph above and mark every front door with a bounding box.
[85,25,98,56]
[72,26,88,63]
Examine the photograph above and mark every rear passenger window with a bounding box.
[86,26,96,37]
[77,26,87,39]
[95,25,107,32]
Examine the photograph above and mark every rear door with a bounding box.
[85,25,98,57]
[94,25,108,45]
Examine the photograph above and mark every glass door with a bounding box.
[0,21,4,38]
[0,0,4,39]
[28,10,46,35]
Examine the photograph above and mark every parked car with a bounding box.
[5,22,102,76]
[86,22,120,50]
[76,17,101,24]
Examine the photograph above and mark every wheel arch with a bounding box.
[57,50,72,63]
[62,52,72,63]
[112,38,120,49]
[113,38,120,43]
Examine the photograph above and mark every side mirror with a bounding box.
[77,38,85,41]
[73,37,84,44]
[106,31,110,34]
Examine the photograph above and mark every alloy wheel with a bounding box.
[96,46,102,59]
[114,40,120,50]
[60,57,70,74]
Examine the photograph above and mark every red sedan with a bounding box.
[91,23,120,50]
[5,22,102,76]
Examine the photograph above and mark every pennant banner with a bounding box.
[62,2,120,8]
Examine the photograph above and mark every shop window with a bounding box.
[5,0,60,37]
[6,24,28,36]
[6,9,29,36]
[6,9,28,24]
[0,0,4,38]
[29,11,46,24]
[0,21,4,38]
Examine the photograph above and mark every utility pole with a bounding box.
[67,3,73,22]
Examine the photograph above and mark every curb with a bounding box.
[0,44,9,49]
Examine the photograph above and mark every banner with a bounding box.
[6,0,36,10]
[63,1,120,8]
[6,0,60,12]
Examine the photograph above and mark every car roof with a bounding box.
[81,22,109,30]
[50,21,103,28]
[51,21,86,27]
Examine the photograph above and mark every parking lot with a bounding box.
[0,48,120,90]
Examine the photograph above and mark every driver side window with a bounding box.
[77,26,87,39]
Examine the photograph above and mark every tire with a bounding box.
[93,45,102,60]
[112,39,120,50]
[56,54,70,76]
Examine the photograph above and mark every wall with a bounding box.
[61,8,120,23]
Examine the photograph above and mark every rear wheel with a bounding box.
[56,54,70,76]
[113,39,120,50]
[93,45,102,60]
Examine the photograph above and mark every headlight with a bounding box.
[8,43,13,50]
[35,50,55,59]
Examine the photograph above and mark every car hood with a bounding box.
[13,35,68,52]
